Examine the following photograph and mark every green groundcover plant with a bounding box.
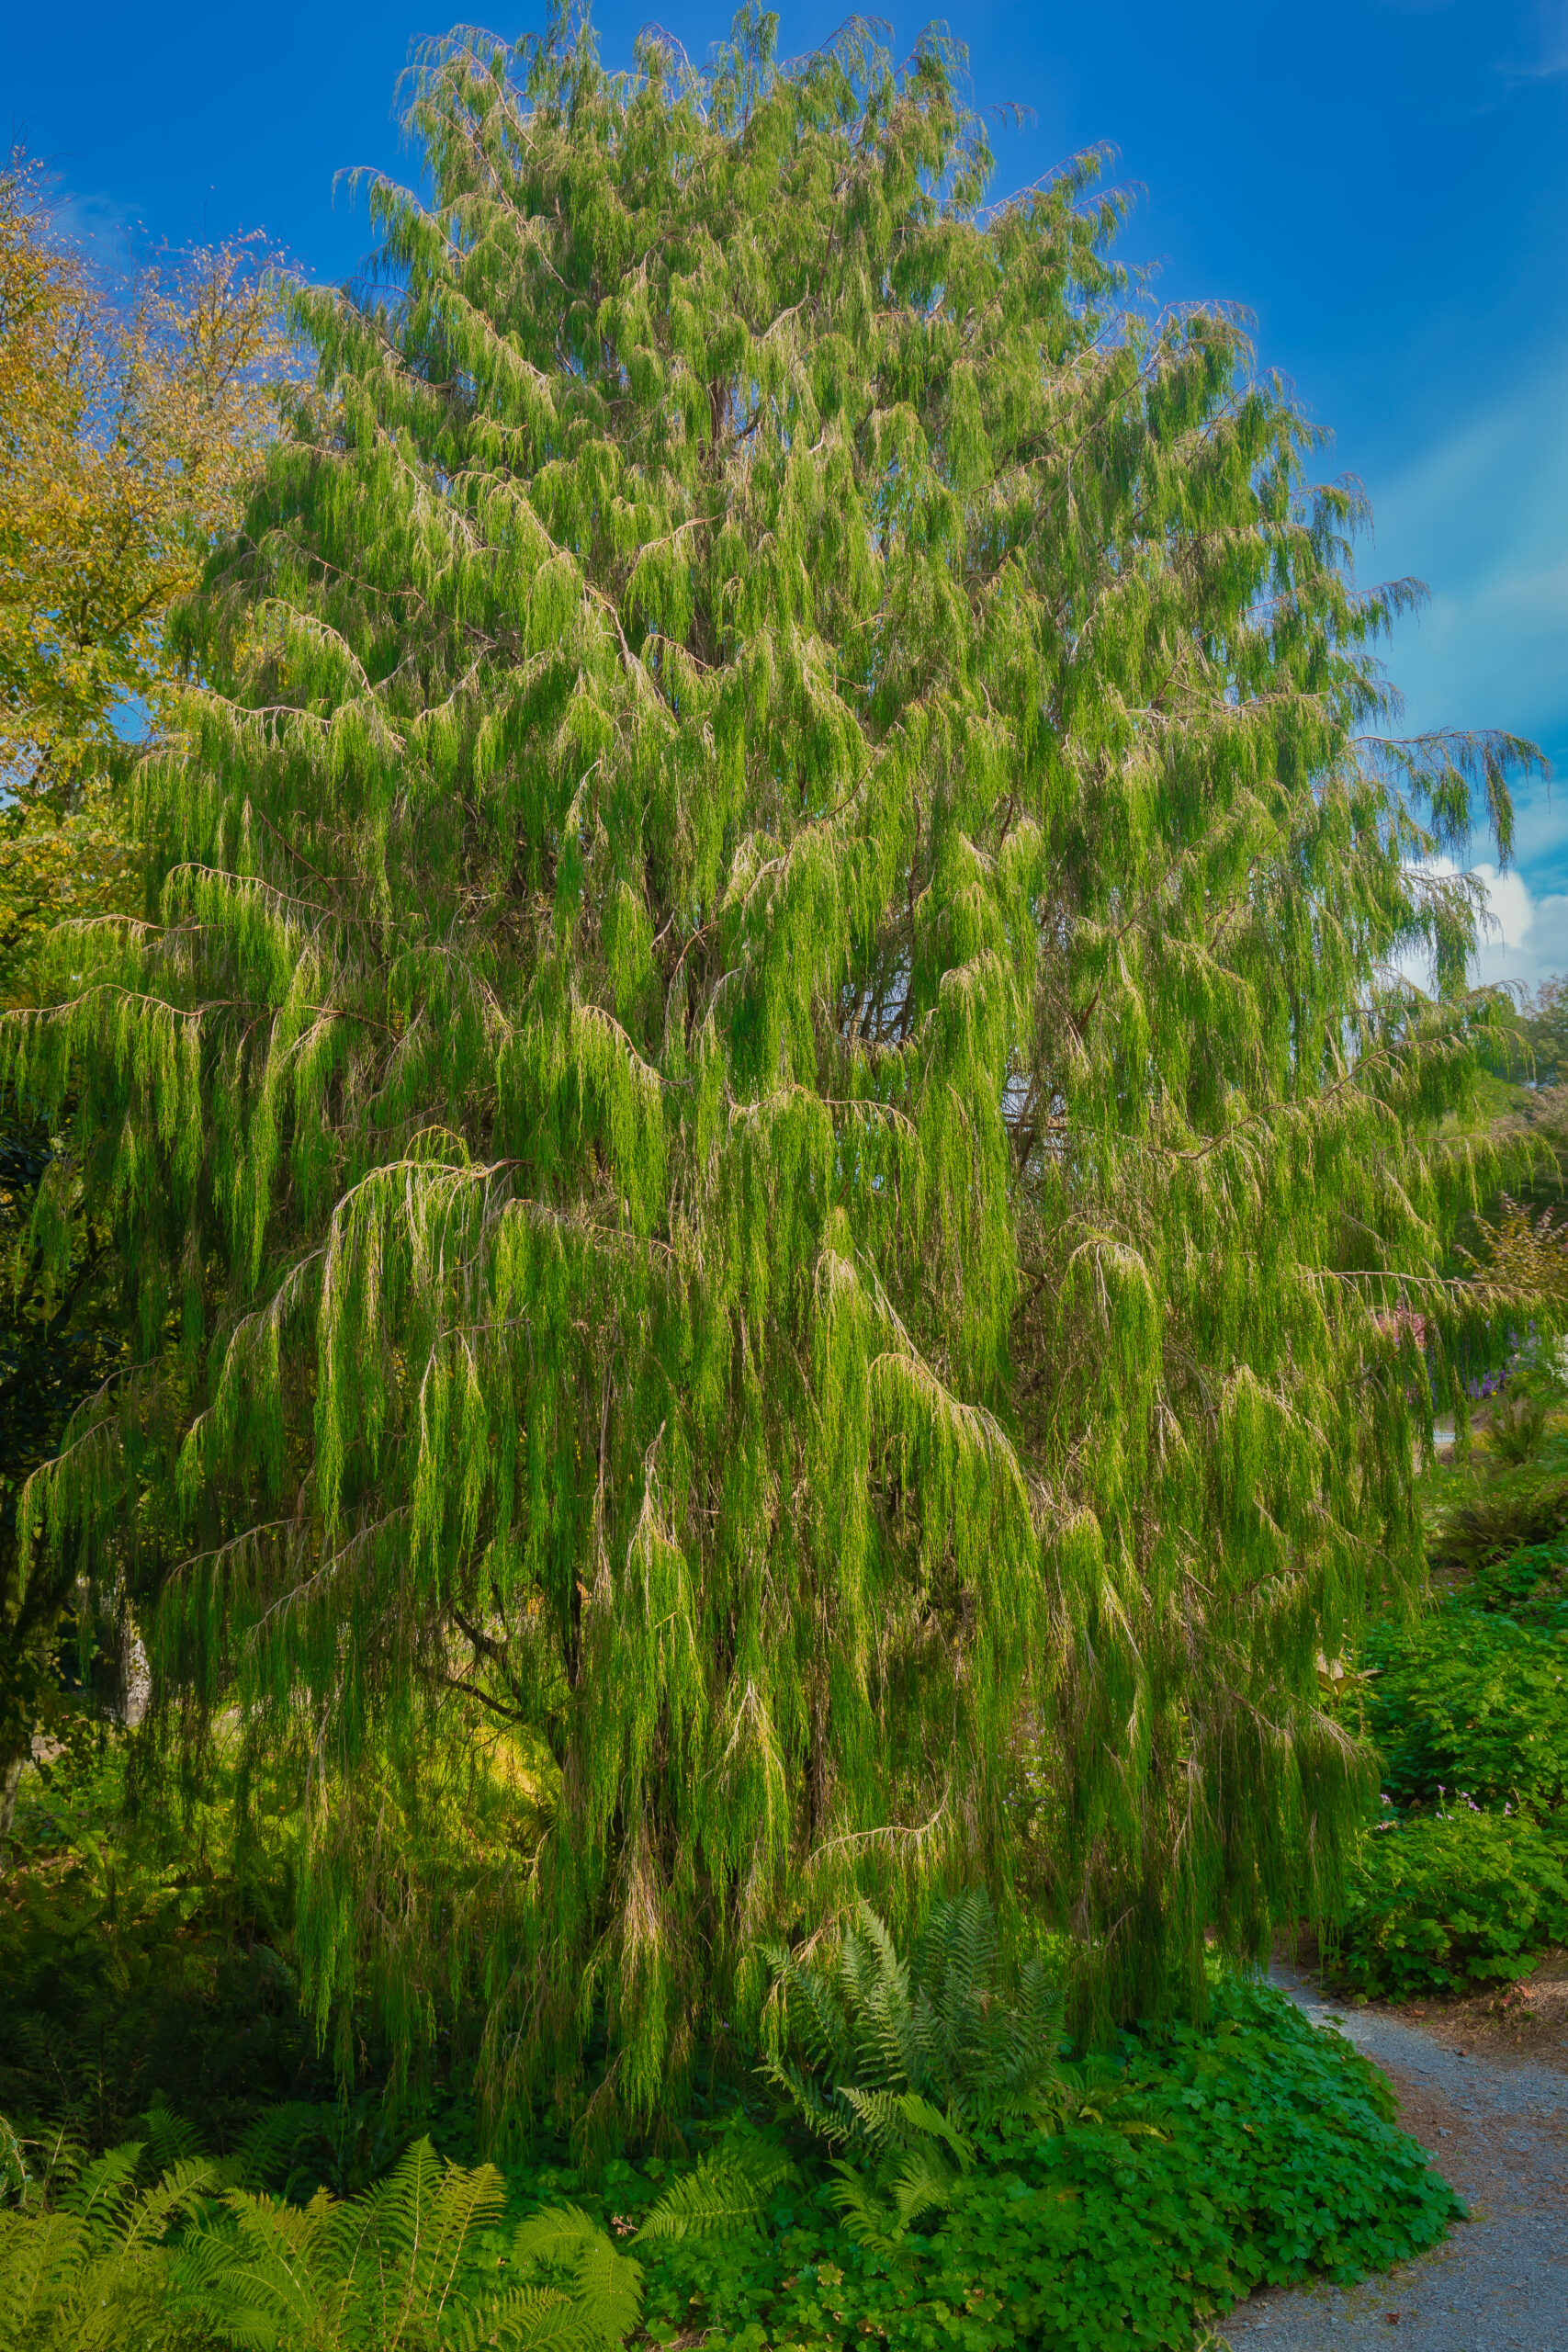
[0,1973,1460,2352]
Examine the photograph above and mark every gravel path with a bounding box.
[1223,1968,1568,2350]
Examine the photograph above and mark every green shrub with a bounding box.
[0,1748,411,2165]
[1426,1470,1568,1577]
[1470,1535,1568,1628]
[1328,1808,1568,1998]
[1363,1603,1568,1812]
[0,1820,334,2156]
[762,1892,1068,2149]
[1483,1389,1554,1468]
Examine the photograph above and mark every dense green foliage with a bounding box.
[1329,1808,1568,2000]
[1331,1505,1568,1996]
[0,1097,130,1847]
[1467,1531,1568,1625]
[1364,1600,1568,1812]
[0,2128,784,2351]
[1427,1467,1568,1578]
[2,5,1541,2129]
[0,1756,1464,2350]
[0,1784,330,2156]
[0,1970,1460,2352]
[0,2132,215,2352]
[626,1979,1460,2352]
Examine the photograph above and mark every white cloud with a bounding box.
[1469,863,1568,991]
[1397,858,1568,996]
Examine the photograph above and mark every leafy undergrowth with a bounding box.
[0,1747,351,2160]
[1330,1809,1568,2000]
[1361,1592,1568,1813]
[0,1749,1462,2347]
[1422,1453,1568,1587]
[617,1977,1458,2352]
[1329,1503,1568,2000]
[0,1971,1459,2352]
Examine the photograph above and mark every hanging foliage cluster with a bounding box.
[3,6,1543,2130]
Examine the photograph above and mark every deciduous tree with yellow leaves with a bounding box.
[0,150,291,1002]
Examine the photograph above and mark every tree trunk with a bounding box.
[0,1746,28,1872]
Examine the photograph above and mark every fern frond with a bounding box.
[759,2055,850,2147]
[119,2159,219,2252]
[887,2148,956,2233]
[177,2184,341,2348]
[832,2085,908,2154]
[0,2142,211,2352]
[765,1942,853,2078]
[633,2142,792,2243]
[509,2204,611,2270]
[354,2136,507,2330]
[823,2165,901,2255]
[896,2094,974,2173]
[140,2102,207,2177]
[510,2203,642,2346]
[445,2282,579,2352]
[849,1906,919,2092]
[565,2229,643,2348]
[60,2143,141,2234]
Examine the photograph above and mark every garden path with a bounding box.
[1223,1967,1568,2351]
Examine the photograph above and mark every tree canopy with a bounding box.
[0,150,289,1003]
[2,8,1545,2134]
[1506,977,1568,1090]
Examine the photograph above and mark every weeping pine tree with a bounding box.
[6,8,1540,2130]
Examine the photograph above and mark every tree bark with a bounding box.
[0,1747,28,1872]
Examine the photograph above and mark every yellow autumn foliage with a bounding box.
[0,151,293,1002]
[1478,1196,1568,1308]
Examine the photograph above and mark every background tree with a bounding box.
[1510,977,1568,1089]
[3,9,1542,2128]
[0,151,291,1849]
[1428,979,1568,1268]
[0,147,292,1001]
[1490,978,1568,1233]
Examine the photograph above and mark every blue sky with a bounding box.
[9,0,1566,982]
